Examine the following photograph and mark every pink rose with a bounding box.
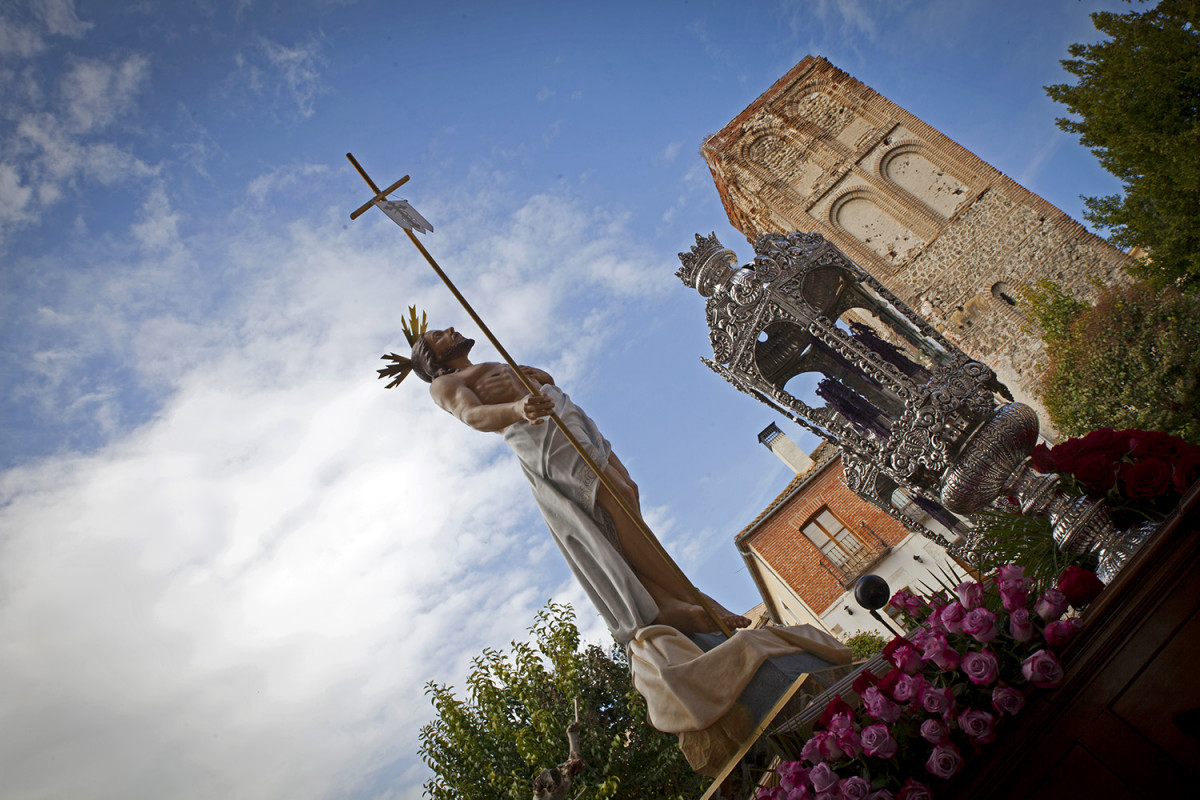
[801,732,827,764]
[938,601,966,634]
[802,731,845,763]
[756,788,785,800]
[962,608,1000,643]
[896,673,928,705]
[808,762,839,794]
[996,564,1026,582]
[839,776,872,800]
[912,628,943,658]
[954,580,984,609]
[958,708,997,743]
[929,644,961,672]
[998,576,1031,612]
[890,589,925,616]
[862,686,903,723]
[896,779,932,800]
[1008,608,1034,642]
[861,723,898,758]
[961,649,1000,685]
[1034,589,1068,622]
[866,791,895,800]
[833,725,863,759]
[920,686,956,717]
[1044,618,1082,647]
[919,717,950,744]
[777,760,809,791]
[1022,649,1065,688]
[1056,566,1104,607]
[925,743,964,779]
[992,685,1026,716]
[883,638,923,674]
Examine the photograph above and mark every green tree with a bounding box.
[1022,279,1200,442]
[418,602,706,800]
[1045,0,1200,289]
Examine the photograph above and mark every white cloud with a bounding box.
[536,86,554,101]
[60,54,149,132]
[258,36,325,117]
[244,162,331,206]
[0,0,90,57]
[0,18,47,57]
[0,175,673,799]
[33,0,92,38]
[0,51,154,247]
[0,162,33,223]
[658,141,683,164]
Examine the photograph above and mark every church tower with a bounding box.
[701,56,1133,432]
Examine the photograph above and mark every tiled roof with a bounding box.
[735,442,841,543]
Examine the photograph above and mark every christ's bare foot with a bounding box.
[652,597,751,634]
[703,593,752,631]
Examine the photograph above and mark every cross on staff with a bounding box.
[346,153,732,638]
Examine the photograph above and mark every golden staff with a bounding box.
[346,153,731,638]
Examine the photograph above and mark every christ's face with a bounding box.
[425,327,474,362]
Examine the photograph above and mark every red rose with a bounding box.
[1173,447,1200,492]
[817,694,853,730]
[852,669,879,696]
[1032,442,1055,473]
[1057,565,1104,607]
[1044,436,1086,471]
[1126,429,1186,460]
[877,667,904,699]
[1119,458,1173,500]
[1071,452,1119,493]
[1078,428,1131,458]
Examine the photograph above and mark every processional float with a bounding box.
[676,230,1147,582]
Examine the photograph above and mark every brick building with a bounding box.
[701,55,1134,434]
[738,428,964,638]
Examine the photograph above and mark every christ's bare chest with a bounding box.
[462,363,529,405]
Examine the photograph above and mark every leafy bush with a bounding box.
[1022,280,1200,443]
[842,630,887,661]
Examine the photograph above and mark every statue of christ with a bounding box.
[408,325,750,643]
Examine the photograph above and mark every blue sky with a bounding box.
[0,1,1128,798]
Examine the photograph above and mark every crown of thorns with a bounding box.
[377,306,428,388]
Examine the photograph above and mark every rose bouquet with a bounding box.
[1032,428,1200,525]
[756,564,1094,800]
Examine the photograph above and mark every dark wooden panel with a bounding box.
[1030,744,1139,800]
[1111,607,1200,773]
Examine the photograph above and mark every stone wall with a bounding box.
[702,56,1134,437]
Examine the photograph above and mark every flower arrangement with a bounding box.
[1032,428,1200,525]
[755,563,1100,800]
